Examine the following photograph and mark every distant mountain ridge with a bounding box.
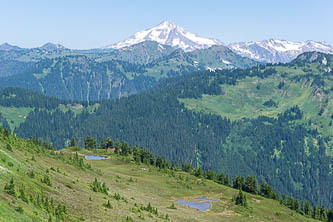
[2,21,333,63]
[229,39,333,63]
[0,43,23,51]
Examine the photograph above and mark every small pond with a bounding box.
[177,196,216,211]
[85,155,107,160]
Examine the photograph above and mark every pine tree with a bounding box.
[19,185,28,203]
[105,138,113,149]
[70,138,77,147]
[99,139,105,149]
[115,140,121,154]
[235,190,248,207]
[233,176,245,190]
[244,176,258,194]
[328,209,333,222]
[4,177,16,196]
[320,205,327,221]
[304,200,312,216]
[260,182,274,198]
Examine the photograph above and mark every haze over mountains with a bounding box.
[2,21,333,64]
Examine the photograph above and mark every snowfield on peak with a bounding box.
[104,21,222,52]
[229,39,333,63]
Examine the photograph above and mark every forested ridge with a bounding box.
[1,52,333,208]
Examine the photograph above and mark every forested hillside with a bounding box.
[0,41,258,101]
[1,52,333,208]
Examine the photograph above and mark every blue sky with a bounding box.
[1,0,332,49]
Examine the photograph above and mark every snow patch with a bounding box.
[221,59,231,64]
[104,21,222,52]
[229,39,333,63]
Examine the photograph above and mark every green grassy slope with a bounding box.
[180,52,333,143]
[0,131,318,222]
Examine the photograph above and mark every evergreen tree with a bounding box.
[304,200,312,216]
[70,138,77,147]
[328,209,333,222]
[84,136,96,149]
[99,139,105,149]
[194,168,203,178]
[260,183,274,198]
[313,206,320,220]
[115,140,121,154]
[320,206,327,221]
[4,177,16,196]
[106,138,113,149]
[235,190,248,207]
[205,170,216,180]
[244,176,258,194]
[233,176,245,190]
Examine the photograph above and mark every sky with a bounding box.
[0,0,332,49]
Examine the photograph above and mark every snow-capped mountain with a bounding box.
[229,39,333,63]
[104,21,222,52]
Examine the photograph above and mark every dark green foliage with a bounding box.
[278,81,285,89]
[15,206,24,214]
[205,170,216,181]
[193,168,203,178]
[216,173,230,186]
[99,139,105,149]
[104,200,113,209]
[120,141,131,156]
[0,113,10,130]
[106,138,113,149]
[141,202,158,215]
[4,177,16,196]
[263,99,278,108]
[28,170,35,178]
[234,190,248,207]
[260,183,274,199]
[84,136,96,149]
[91,178,109,195]
[244,176,258,194]
[70,152,90,169]
[167,203,177,210]
[182,163,193,173]
[313,206,321,220]
[70,138,77,147]
[19,185,28,203]
[41,175,52,186]
[303,200,312,216]
[233,176,245,190]
[328,209,333,222]
[6,144,13,152]
[126,216,134,222]
[320,206,327,221]
[113,193,121,200]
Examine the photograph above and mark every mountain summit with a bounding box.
[105,21,222,52]
[40,42,67,51]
